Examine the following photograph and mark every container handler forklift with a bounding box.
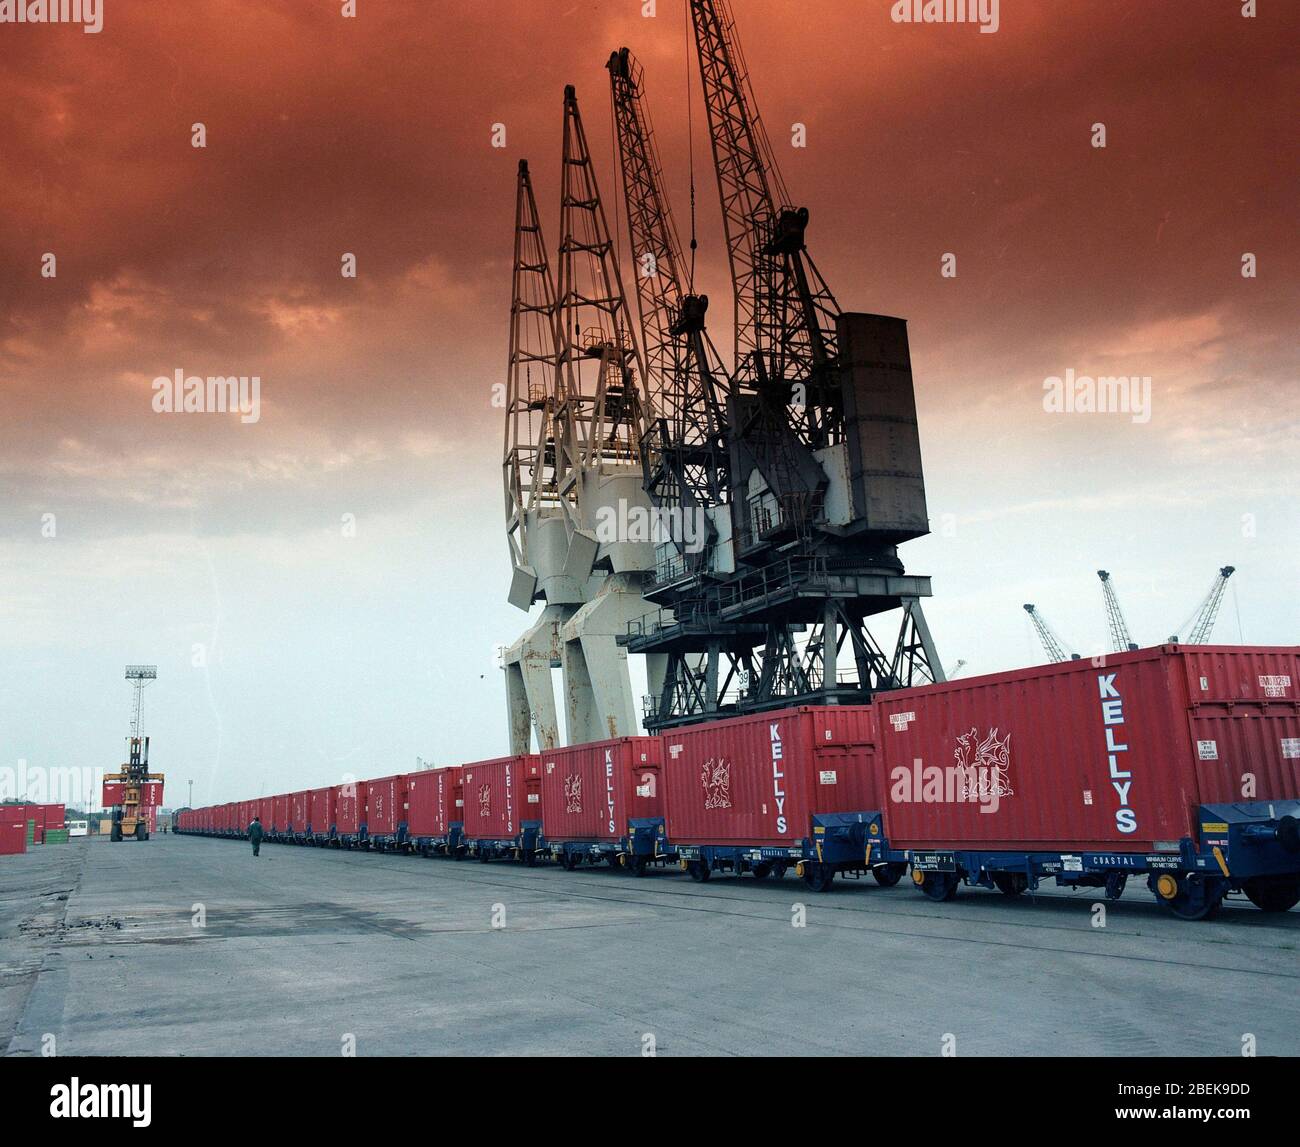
[105,735,164,841]
[104,665,165,841]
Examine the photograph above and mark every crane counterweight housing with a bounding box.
[824,312,929,542]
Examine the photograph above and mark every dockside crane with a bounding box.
[607,46,731,561]
[1024,604,1076,664]
[686,0,942,700]
[608,45,756,725]
[1172,566,1236,644]
[549,83,665,743]
[501,159,579,753]
[1097,570,1138,653]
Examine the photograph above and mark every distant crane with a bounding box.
[1097,570,1138,653]
[945,659,968,679]
[1171,566,1236,644]
[1023,604,1077,664]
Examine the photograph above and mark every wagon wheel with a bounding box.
[992,872,1028,897]
[478,848,490,864]
[912,870,958,902]
[627,855,648,878]
[871,863,905,887]
[1152,872,1225,921]
[802,864,835,893]
[751,863,772,880]
[687,861,711,882]
[561,851,579,872]
[1242,875,1300,913]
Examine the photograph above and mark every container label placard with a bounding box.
[889,711,916,731]
[1259,675,1292,697]
[818,770,837,785]
[1196,740,1219,761]
[1281,738,1300,760]
[912,852,956,872]
[1061,854,1083,872]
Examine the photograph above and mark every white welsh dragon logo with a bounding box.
[563,774,582,814]
[701,758,732,810]
[953,728,1013,803]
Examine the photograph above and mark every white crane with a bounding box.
[1023,604,1077,664]
[1171,566,1236,644]
[1097,570,1138,653]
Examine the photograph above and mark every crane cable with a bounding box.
[685,0,698,293]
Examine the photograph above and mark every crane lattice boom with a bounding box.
[1097,570,1136,653]
[1184,566,1236,644]
[1024,603,1071,664]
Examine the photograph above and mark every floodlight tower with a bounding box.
[126,664,155,737]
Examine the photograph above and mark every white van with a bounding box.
[68,819,89,837]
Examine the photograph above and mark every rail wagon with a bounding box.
[308,787,336,845]
[540,737,665,874]
[660,705,893,891]
[335,782,367,847]
[461,755,542,863]
[405,768,464,856]
[873,645,1300,918]
[365,775,410,851]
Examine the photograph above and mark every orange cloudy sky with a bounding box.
[1,1,1296,804]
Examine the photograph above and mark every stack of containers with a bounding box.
[44,826,70,845]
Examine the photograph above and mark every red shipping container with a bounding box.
[36,803,65,829]
[271,794,289,833]
[461,755,540,840]
[290,790,310,832]
[1,814,27,855]
[309,787,335,834]
[406,768,462,838]
[874,645,1300,853]
[540,738,663,842]
[104,783,162,808]
[335,782,367,835]
[661,706,880,847]
[140,782,163,807]
[365,776,409,836]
